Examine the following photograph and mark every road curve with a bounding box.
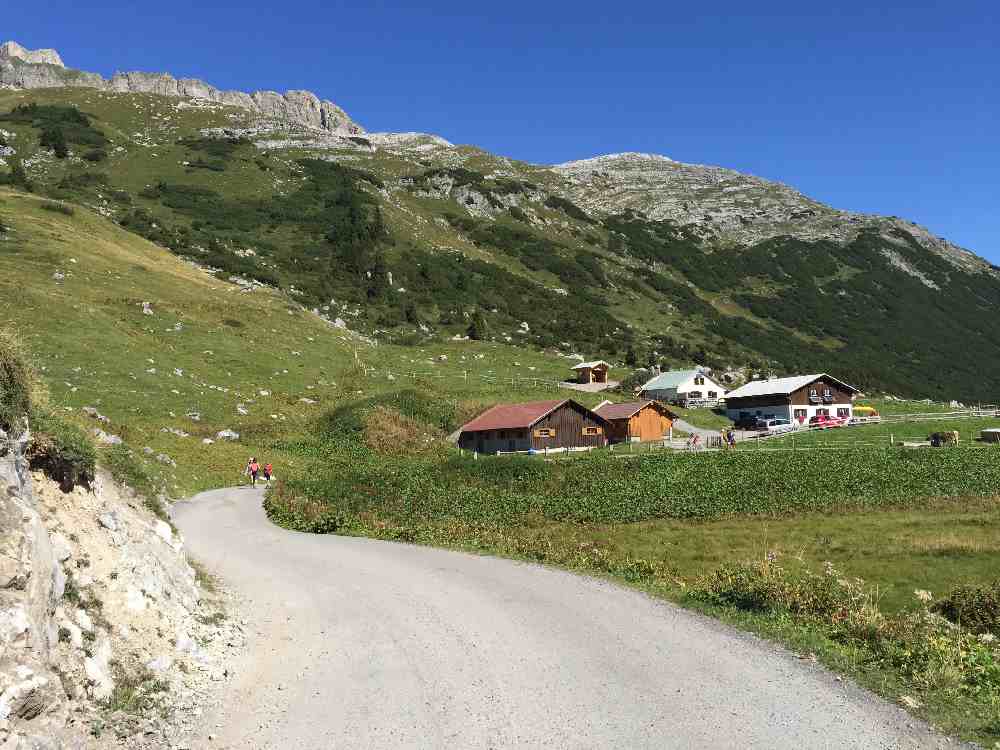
[173,487,949,749]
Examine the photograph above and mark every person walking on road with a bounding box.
[245,457,261,487]
[263,462,273,485]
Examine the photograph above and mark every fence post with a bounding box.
[890,433,894,446]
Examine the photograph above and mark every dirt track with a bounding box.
[173,487,951,749]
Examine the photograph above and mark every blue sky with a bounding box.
[9,1,999,262]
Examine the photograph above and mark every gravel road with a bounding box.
[173,487,951,749]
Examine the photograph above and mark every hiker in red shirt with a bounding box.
[263,462,273,485]
[246,458,260,487]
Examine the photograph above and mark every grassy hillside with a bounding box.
[0,189,596,496]
[2,88,1000,400]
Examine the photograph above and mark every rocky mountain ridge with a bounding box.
[552,152,994,277]
[0,40,362,135]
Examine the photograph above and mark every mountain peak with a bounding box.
[0,40,361,135]
[0,40,64,67]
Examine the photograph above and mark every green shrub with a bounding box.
[40,201,74,216]
[0,328,32,432]
[101,443,167,521]
[544,195,593,223]
[508,205,529,223]
[934,581,1000,636]
[27,409,96,491]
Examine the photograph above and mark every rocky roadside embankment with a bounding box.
[0,431,244,749]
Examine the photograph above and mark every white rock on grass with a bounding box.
[216,429,239,441]
[93,429,123,445]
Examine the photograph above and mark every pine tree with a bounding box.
[467,311,489,341]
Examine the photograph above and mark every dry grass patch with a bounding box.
[364,405,442,455]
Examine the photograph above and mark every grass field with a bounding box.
[0,189,605,495]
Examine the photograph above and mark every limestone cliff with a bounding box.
[0,40,362,135]
[0,430,243,749]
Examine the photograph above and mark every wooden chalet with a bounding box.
[458,399,609,454]
[571,360,610,385]
[595,400,676,443]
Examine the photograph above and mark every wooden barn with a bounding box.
[458,399,609,454]
[595,400,676,443]
[571,360,610,385]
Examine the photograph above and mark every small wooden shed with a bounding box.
[458,399,610,453]
[594,400,676,443]
[572,360,610,385]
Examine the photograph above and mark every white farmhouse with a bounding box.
[724,374,860,426]
[639,369,727,406]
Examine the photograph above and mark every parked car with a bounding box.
[758,418,798,435]
[809,414,845,428]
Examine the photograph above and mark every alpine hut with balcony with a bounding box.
[594,400,677,443]
[458,399,609,454]
[571,360,610,385]
[724,374,860,427]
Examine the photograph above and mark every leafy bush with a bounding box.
[101,442,167,520]
[934,581,1000,636]
[0,328,33,432]
[27,409,96,491]
[0,160,32,191]
[690,560,1000,704]
[0,104,107,157]
[40,201,74,216]
[544,195,593,223]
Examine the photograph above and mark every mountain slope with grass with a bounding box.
[0,40,999,400]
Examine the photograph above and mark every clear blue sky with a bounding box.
[10,1,999,262]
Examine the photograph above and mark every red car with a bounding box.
[809,414,845,428]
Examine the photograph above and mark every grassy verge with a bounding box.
[264,494,1000,744]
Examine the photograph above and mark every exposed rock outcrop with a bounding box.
[0,41,64,67]
[0,40,362,135]
[0,432,243,749]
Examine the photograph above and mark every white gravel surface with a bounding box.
[173,487,955,749]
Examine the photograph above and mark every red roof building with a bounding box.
[458,399,608,454]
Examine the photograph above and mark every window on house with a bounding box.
[708,391,717,398]
[837,408,850,418]
[809,389,818,397]
[535,428,554,438]
[694,376,705,385]
[582,426,601,436]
